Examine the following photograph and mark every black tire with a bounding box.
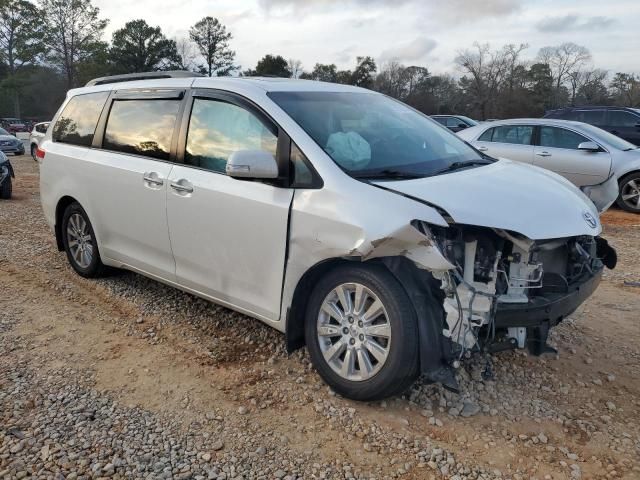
[0,177,11,199]
[304,263,419,401]
[61,202,107,278]
[31,144,37,161]
[616,172,640,213]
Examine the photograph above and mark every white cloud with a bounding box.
[380,37,438,63]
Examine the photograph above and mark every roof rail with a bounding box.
[85,70,204,87]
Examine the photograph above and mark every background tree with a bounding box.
[39,0,108,88]
[246,54,290,77]
[175,36,199,72]
[110,20,181,73]
[610,73,640,107]
[0,0,43,116]
[287,58,303,79]
[350,56,376,88]
[537,42,591,107]
[301,63,338,82]
[189,16,235,77]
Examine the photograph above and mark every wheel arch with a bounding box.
[54,195,79,251]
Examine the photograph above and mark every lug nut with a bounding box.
[342,327,349,335]
[359,334,364,341]
[349,338,356,345]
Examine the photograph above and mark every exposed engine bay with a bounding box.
[415,221,618,359]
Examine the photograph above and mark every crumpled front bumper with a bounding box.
[494,264,603,329]
[581,174,619,213]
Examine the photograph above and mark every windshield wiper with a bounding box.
[431,160,493,176]
[353,169,425,180]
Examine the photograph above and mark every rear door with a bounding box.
[533,126,611,186]
[607,110,640,146]
[87,89,184,280]
[166,90,294,321]
[473,124,534,164]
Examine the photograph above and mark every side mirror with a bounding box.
[578,141,600,152]
[226,150,279,179]
[458,123,468,129]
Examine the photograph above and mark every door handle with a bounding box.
[143,172,164,186]
[477,146,488,152]
[536,151,551,157]
[170,180,194,194]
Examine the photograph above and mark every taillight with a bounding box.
[36,147,45,159]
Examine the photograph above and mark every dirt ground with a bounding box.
[1,155,639,480]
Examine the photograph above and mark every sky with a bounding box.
[94,0,640,76]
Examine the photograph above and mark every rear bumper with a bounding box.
[494,266,602,328]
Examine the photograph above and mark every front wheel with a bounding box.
[617,172,640,213]
[304,264,419,401]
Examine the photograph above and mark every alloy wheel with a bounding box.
[316,282,391,382]
[620,178,640,210]
[66,213,94,269]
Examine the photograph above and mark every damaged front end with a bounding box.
[424,222,617,364]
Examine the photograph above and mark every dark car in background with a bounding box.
[0,151,14,199]
[431,115,479,132]
[544,107,640,146]
[0,127,25,156]
[0,117,29,134]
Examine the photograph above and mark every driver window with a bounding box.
[539,127,589,150]
[185,98,278,174]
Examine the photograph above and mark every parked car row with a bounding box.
[0,127,25,156]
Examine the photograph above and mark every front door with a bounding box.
[166,94,293,321]
[533,126,611,186]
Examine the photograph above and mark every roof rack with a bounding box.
[85,70,204,87]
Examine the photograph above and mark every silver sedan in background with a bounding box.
[457,118,640,213]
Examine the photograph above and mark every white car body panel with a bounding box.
[378,159,601,239]
[457,118,640,212]
[40,77,609,338]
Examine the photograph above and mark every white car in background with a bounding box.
[457,118,640,213]
[29,122,50,161]
[39,72,617,400]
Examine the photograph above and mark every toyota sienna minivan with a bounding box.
[39,72,617,400]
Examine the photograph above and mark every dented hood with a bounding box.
[378,159,602,240]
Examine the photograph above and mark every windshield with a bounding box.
[458,116,479,126]
[580,124,638,151]
[268,91,487,179]
[0,128,10,135]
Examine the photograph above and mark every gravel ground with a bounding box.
[1,155,639,480]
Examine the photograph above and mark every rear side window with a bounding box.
[492,125,533,145]
[184,98,278,174]
[103,99,181,160]
[52,92,109,146]
[609,111,639,127]
[478,128,494,141]
[446,117,463,128]
[539,127,589,150]
[433,117,447,125]
[580,110,606,126]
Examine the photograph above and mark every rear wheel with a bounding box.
[304,264,419,401]
[617,172,640,213]
[0,176,11,199]
[61,202,107,277]
[31,144,37,161]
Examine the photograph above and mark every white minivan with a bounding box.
[40,72,617,400]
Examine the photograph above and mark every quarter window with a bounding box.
[539,127,589,150]
[491,125,533,145]
[478,128,494,142]
[103,99,181,161]
[184,98,278,174]
[446,117,464,128]
[609,111,639,127]
[52,92,109,146]
[580,110,606,126]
